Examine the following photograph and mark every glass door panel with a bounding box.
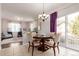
[57,16,66,46]
[67,12,79,51]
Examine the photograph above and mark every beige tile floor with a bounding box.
[0,44,79,56]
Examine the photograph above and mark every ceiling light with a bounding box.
[38,3,49,22]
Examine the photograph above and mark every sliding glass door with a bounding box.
[57,12,79,51]
[57,16,66,46]
[67,12,79,51]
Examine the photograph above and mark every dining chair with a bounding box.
[46,32,61,56]
[53,33,60,54]
[28,39,41,56]
[28,32,40,56]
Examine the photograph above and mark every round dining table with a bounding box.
[33,36,53,52]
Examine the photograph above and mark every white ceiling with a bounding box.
[1,3,73,22]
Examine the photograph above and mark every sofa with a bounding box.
[1,31,23,41]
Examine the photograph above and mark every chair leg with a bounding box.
[32,42,34,56]
[57,42,59,54]
[53,47,56,56]
[28,41,30,52]
[53,43,56,56]
[57,46,59,54]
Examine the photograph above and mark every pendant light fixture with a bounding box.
[38,2,49,22]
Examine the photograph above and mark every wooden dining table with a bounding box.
[33,36,53,52]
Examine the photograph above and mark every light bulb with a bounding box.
[38,14,42,18]
[43,13,46,16]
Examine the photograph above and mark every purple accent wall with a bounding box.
[50,12,57,32]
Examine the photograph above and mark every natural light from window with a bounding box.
[8,23,21,32]
[57,16,65,34]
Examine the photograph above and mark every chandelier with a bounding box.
[38,3,49,22]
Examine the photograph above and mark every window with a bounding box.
[68,12,79,36]
[57,16,65,34]
[57,12,79,51]
[57,16,66,45]
[8,23,21,32]
[66,12,79,51]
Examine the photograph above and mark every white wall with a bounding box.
[39,17,50,35]
[0,4,1,50]
[39,4,79,34]
[2,19,9,32]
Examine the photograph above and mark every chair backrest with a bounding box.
[27,32,38,42]
[48,32,55,37]
[30,32,38,41]
[31,32,40,44]
[53,33,61,43]
[31,32,37,37]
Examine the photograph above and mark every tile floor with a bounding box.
[0,43,79,56]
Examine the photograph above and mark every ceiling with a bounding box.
[1,3,73,22]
